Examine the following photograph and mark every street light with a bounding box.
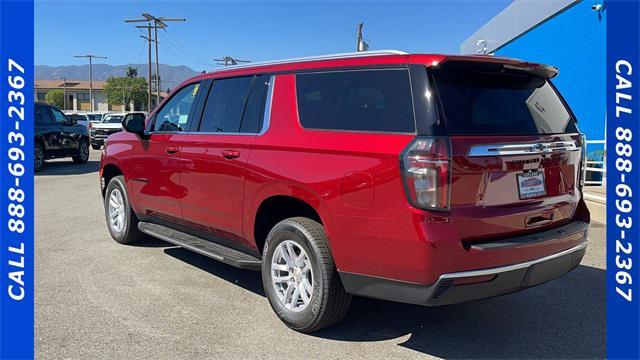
[73,54,107,112]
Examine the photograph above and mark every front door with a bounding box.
[48,106,79,154]
[130,82,202,223]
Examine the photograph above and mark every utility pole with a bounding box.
[126,13,185,109]
[61,77,67,111]
[356,23,369,52]
[214,56,250,66]
[136,24,154,111]
[73,54,107,112]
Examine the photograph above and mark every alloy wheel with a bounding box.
[108,188,126,233]
[271,240,314,312]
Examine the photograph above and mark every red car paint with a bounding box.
[100,52,589,287]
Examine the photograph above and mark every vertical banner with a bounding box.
[0,0,35,359]
[607,0,640,359]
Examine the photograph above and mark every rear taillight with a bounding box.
[401,137,451,211]
[578,134,587,189]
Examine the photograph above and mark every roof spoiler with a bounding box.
[438,56,559,79]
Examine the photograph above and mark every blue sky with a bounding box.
[35,0,512,71]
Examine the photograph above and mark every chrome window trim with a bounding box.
[468,140,579,157]
[177,75,275,137]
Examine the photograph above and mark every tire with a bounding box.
[262,217,351,333]
[91,144,101,150]
[72,138,90,164]
[104,175,144,244]
[34,143,45,173]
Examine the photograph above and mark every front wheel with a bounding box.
[104,175,144,244]
[262,217,351,333]
[72,138,89,164]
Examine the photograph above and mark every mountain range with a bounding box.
[35,63,202,90]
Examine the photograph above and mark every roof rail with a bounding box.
[208,50,408,72]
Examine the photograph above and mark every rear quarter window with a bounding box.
[296,69,415,133]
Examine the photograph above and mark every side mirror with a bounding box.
[122,112,148,139]
[68,116,77,125]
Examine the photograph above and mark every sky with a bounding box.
[35,0,512,71]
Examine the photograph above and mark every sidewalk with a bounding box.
[584,186,606,224]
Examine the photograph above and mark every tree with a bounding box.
[104,76,148,111]
[45,90,65,109]
[126,66,137,78]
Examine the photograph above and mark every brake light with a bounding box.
[401,137,451,210]
[578,134,587,189]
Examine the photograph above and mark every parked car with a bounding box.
[35,103,90,172]
[90,113,126,150]
[99,51,590,332]
[64,112,90,130]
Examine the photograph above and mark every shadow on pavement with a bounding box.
[36,160,100,176]
[162,248,604,359]
[164,247,265,296]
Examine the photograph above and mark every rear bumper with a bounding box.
[340,235,588,306]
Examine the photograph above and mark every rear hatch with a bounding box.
[429,60,584,245]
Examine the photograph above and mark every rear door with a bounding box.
[430,61,584,244]
[35,104,62,154]
[179,74,270,244]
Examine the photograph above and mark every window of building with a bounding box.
[76,93,90,101]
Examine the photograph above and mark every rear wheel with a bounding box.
[104,175,144,244]
[262,217,351,333]
[72,138,89,164]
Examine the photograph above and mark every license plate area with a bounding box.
[517,171,546,199]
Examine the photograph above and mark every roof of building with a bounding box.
[35,80,108,90]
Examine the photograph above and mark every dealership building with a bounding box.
[461,0,606,184]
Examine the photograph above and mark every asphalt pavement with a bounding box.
[35,151,606,359]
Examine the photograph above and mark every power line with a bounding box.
[161,28,216,68]
[125,13,186,109]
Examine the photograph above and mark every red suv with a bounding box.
[99,51,590,332]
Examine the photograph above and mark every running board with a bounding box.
[138,222,262,271]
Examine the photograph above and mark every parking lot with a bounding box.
[36,151,605,359]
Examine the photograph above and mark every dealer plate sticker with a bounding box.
[517,171,546,199]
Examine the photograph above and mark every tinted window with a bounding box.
[154,83,200,132]
[431,62,577,135]
[69,114,85,122]
[241,74,269,133]
[199,76,253,133]
[35,105,52,124]
[296,69,415,132]
[87,114,102,121]
[50,108,68,125]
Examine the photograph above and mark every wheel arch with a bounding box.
[248,184,333,255]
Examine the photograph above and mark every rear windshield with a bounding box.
[430,62,577,135]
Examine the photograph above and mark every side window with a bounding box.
[35,105,52,124]
[241,74,269,133]
[154,82,200,132]
[296,69,415,133]
[50,108,69,125]
[199,76,253,133]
